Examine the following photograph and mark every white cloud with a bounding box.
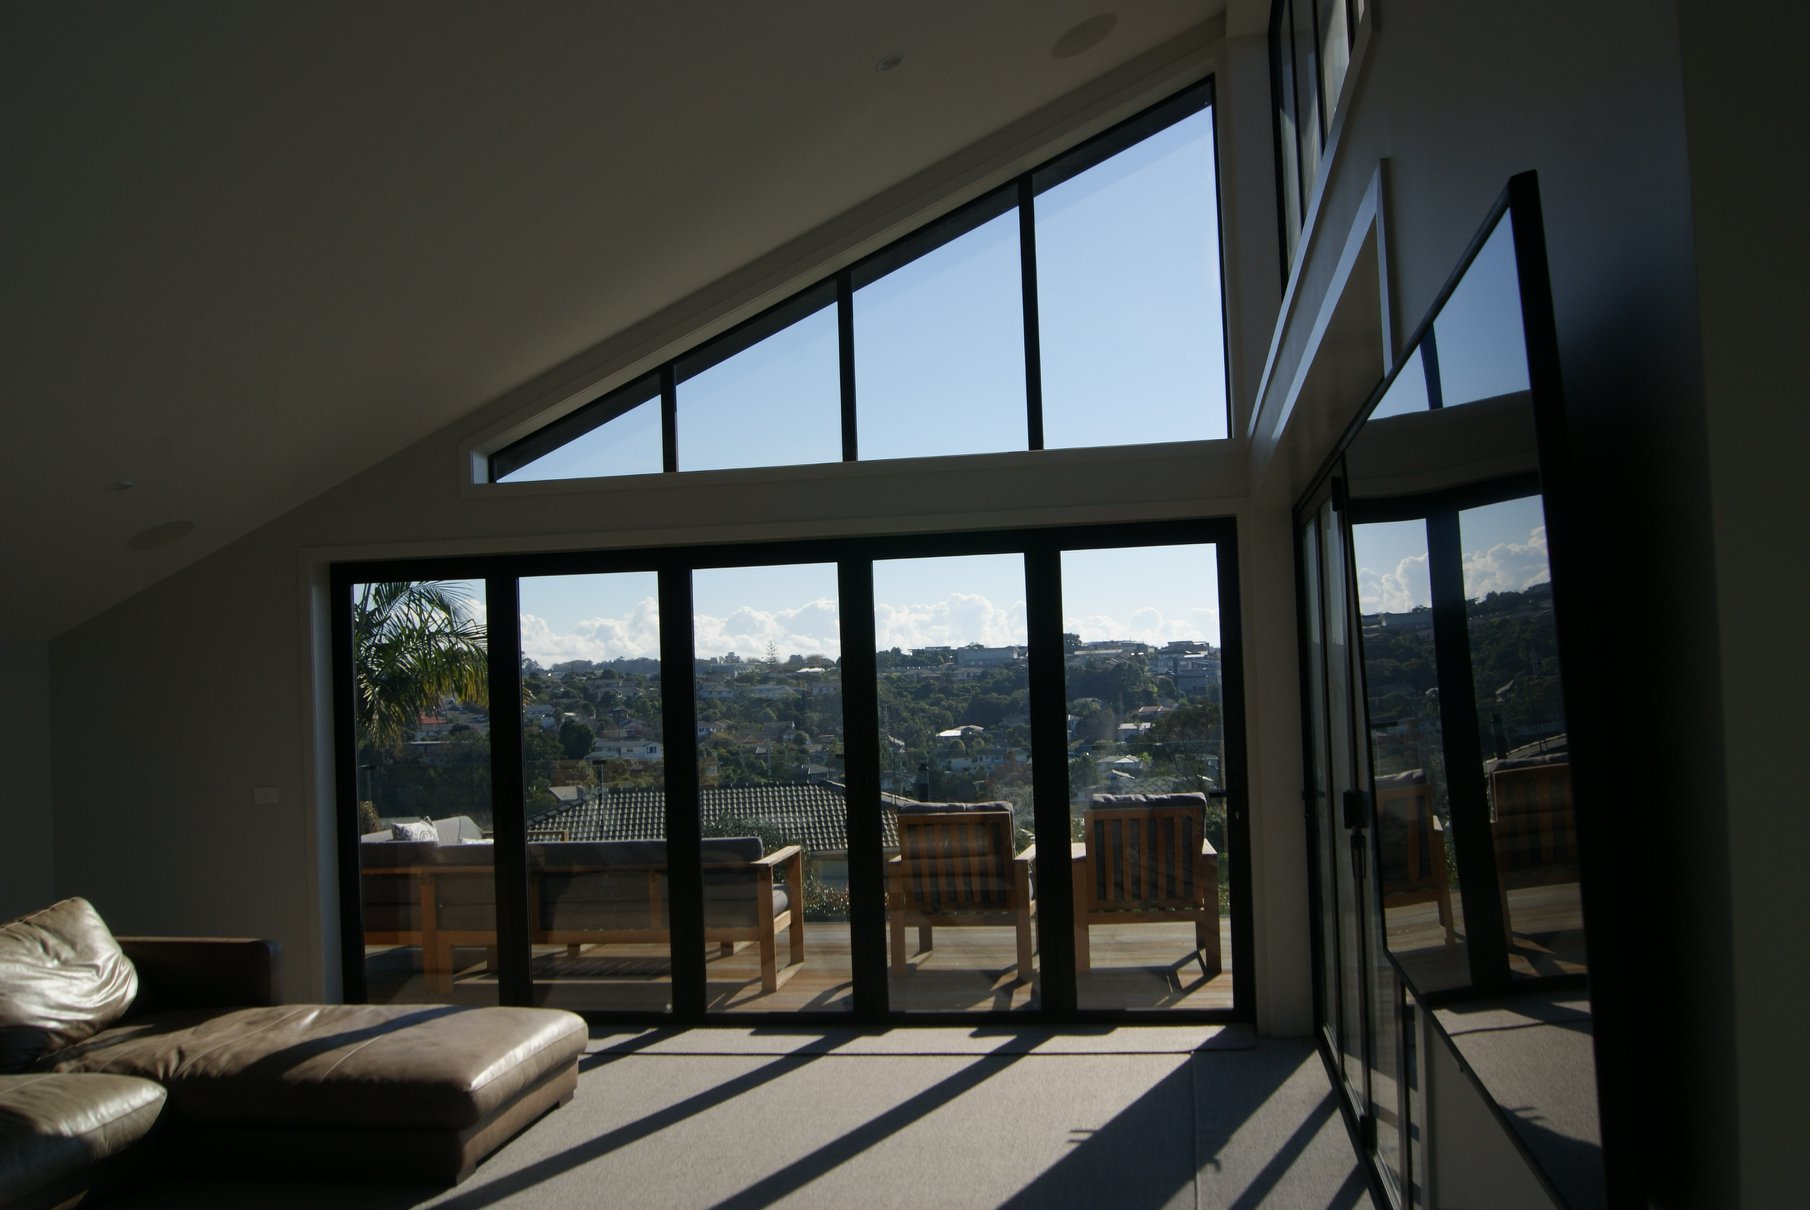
[1064,605,1220,647]
[521,596,842,666]
[691,598,841,660]
[1357,551,1431,614]
[519,596,662,665]
[875,592,1027,651]
[1356,525,1550,614]
[1464,525,1551,599]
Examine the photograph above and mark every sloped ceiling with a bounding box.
[1,2,1228,643]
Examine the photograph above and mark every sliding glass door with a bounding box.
[334,522,1248,1022]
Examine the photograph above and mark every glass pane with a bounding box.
[1062,545,1230,1010]
[1273,2,1303,261]
[1036,108,1227,446]
[1292,0,1323,197]
[1369,910,1405,1200]
[691,563,850,1013]
[1318,0,1351,129]
[497,392,663,482]
[1302,516,1342,1051]
[874,554,1037,1012]
[1351,517,1470,994]
[1460,497,1584,980]
[1321,503,1365,1096]
[1431,219,1529,409]
[854,211,1027,460]
[677,303,841,472]
[354,579,498,1005]
[518,572,671,1013]
[1369,349,1431,422]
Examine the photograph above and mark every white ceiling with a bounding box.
[1,2,1231,643]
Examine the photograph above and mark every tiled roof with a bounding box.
[527,781,902,852]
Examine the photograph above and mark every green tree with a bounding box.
[354,581,488,753]
[558,718,596,760]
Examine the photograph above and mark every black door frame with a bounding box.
[331,517,1252,1025]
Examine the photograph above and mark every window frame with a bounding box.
[331,517,1252,1026]
[484,79,1225,486]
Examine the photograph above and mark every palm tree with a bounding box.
[354,581,488,754]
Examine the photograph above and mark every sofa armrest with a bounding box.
[114,937,282,1014]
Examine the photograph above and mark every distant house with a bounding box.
[585,739,664,763]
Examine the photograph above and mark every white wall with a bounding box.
[0,638,56,920]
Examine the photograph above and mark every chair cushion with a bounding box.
[1088,792,1209,812]
[39,1004,586,1132]
[895,800,1013,815]
[0,899,139,1072]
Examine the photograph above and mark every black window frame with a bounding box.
[487,78,1225,485]
[331,517,1252,1027]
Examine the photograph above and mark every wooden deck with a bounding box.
[365,918,1235,1015]
[1385,881,1588,989]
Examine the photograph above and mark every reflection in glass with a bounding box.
[497,392,663,482]
[1460,499,1584,979]
[677,304,841,472]
[1323,504,1366,1096]
[1367,348,1430,421]
[1342,191,1603,1206]
[1302,516,1343,1052]
[518,572,670,1013]
[1291,0,1323,201]
[855,212,1027,461]
[691,564,849,1013]
[1036,109,1226,447]
[873,554,1037,1012]
[1431,219,1529,409]
[1352,519,1469,992]
[354,579,498,1006]
[1060,545,1230,1010]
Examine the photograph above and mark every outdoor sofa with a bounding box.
[359,832,804,993]
[0,897,586,1206]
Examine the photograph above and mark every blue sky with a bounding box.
[502,105,1225,483]
[1351,214,1549,614]
[507,543,1223,666]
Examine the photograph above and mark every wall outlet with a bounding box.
[252,786,279,806]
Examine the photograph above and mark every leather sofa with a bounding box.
[0,898,587,1205]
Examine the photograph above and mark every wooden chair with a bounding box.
[1372,769,1456,946]
[887,803,1035,983]
[1072,793,1220,977]
[1488,753,1575,885]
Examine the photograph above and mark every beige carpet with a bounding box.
[110,1029,1374,1209]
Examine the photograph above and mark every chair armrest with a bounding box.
[115,937,282,1014]
[1014,844,1036,864]
[751,845,803,867]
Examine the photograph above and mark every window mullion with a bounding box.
[1019,179,1045,451]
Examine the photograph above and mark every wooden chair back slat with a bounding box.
[1083,801,1205,911]
[898,809,1015,912]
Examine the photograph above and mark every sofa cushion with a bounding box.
[38,1003,586,1132]
[0,1072,165,1206]
[0,899,140,1072]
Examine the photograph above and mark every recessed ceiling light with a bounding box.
[876,51,904,72]
[1052,13,1117,60]
[126,520,195,551]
